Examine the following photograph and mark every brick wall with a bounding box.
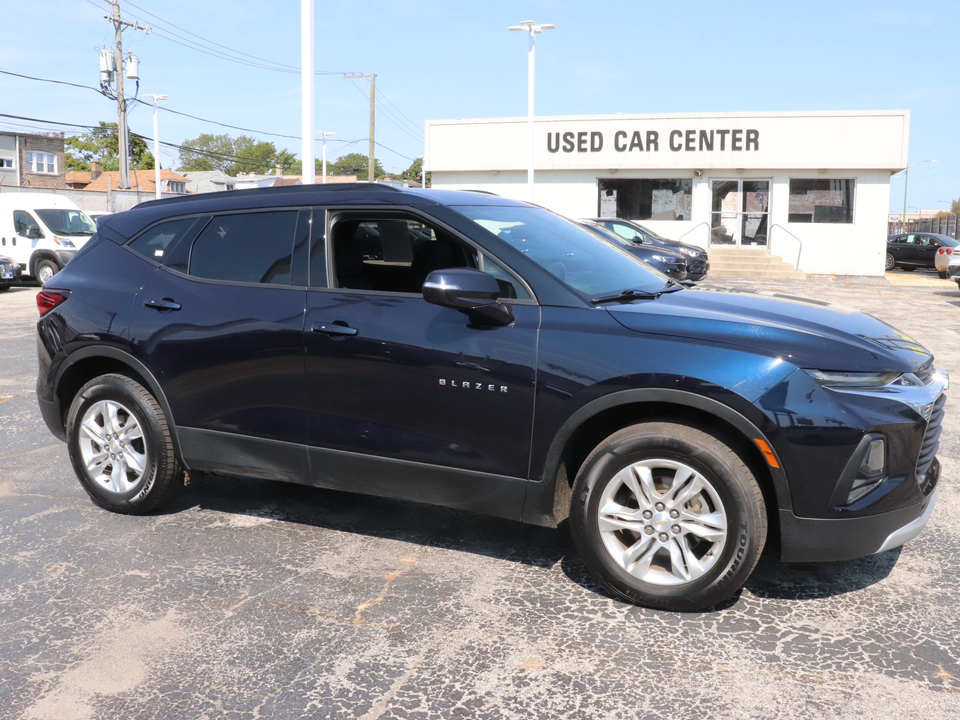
[20,134,66,190]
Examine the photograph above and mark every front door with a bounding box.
[710,180,770,246]
[302,209,540,489]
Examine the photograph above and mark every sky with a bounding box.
[2,0,958,214]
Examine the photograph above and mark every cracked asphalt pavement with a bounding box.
[1,270,959,719]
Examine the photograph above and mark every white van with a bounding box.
[0,194,97,282]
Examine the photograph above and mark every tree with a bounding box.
[65,121,150,171]
[952,198,960,215]
[178,133,297,176]
[400,157,429,187]
[330,153,385,179]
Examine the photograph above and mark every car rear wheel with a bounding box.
[884,253,896,270]
[570,422,767,611]
[66,374,183,514]
[938,270,947,279]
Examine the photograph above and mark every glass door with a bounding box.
[710,180,770,246]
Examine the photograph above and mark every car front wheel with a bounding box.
[35,259,59,284]
[570,422,767,611]
[884,253,896,271]
[66,374,183,514]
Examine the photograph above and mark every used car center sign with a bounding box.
[425,110,909,172]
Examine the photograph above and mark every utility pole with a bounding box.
[102,0,146,190]
[344,73,376,182]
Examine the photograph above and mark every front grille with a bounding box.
[916,392,946,494]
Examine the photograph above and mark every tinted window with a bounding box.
[190,211,299,284]
[13,210,40,236]
[128,218,199,264]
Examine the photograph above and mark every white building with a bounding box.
[425,111,909,276]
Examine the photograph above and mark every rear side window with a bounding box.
[128,218,199,263]
[189,211,299,285]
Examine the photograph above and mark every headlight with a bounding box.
[53,236,76,248]
[679,247,697,257]
[804,369,901,388]
[651,254,670,263]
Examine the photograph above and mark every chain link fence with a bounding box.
[0,185,180,213]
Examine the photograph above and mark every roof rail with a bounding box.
[136,181,403,209]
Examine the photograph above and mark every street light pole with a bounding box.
[144,93,168,200]
[319,132,334,184]
[509,20,554,203]
[902,159,935,233]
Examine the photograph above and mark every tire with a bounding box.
[35,258,59,284]
[938,270,947,279]
[901,266,916,272]
[884,253,895,271]
[66,374,183,514]
[570,422,767,612]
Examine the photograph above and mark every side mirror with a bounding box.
[26,227,43,239]
[422,268,515,325]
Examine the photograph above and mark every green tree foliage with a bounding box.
[400,157,429,187]
[330,153,385,179]
[65,122,150,172]
[951,198,960,215]
[178,133,297,176]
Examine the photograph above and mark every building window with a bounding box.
[788,179,855,223]
[168,181,186,193]
[598,178,692,221]
[25,151,57,175]
[0,158,13,170]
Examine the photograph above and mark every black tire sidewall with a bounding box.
[66,375,166,512]
[571,425,763,611]
[885,253,895,270]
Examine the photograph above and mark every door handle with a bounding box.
[144,298,182,311]
[312,322,358,337]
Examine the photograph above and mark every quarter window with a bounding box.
[128,218,200,266]
[25,151,57,175]
[788,179,855,223]
[189,211,300,285]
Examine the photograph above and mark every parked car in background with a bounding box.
[935,242,957,278]
[0,194,97,282]
[947,252,960,289]
[0,253,22,291]
[576,219,688,281]
[886,232,959,274]
[587,217,710,280]
[36,184,947,612]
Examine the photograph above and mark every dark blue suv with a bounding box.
[36,184,947,611]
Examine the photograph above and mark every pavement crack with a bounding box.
[353,557,417,625]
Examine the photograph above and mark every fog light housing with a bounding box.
[847,438,885,504]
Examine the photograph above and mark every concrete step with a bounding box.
[704,246,805,279]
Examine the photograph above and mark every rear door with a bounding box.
[128,209,311,479]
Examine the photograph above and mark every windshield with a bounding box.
[634,223,666,242]
[455,205,666,298]
[35,208,97,236]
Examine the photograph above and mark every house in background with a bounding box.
[66,166,190,195]
[234,165,302,190]
[0,130,67,189]
[181,170,237,194]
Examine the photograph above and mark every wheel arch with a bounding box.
[54,346,185,465]
[30,250,61,276]
[525,389,790,531]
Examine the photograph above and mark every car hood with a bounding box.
[606,286,932,372]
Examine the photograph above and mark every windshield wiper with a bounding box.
[591,282,685,305]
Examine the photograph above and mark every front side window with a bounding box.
[788,179,855,224]
[13,210,40,237]
[598,178,692,221]
[25,151,57,175]
[189,211,300,285]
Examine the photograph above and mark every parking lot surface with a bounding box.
[2,272,959,720]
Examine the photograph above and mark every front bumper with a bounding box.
[780,468,940,562]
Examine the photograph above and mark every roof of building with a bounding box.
[77,168,190,194]
[180,170,237,194]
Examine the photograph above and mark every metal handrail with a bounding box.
[769,224,803,271]
[677,221,711,244]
